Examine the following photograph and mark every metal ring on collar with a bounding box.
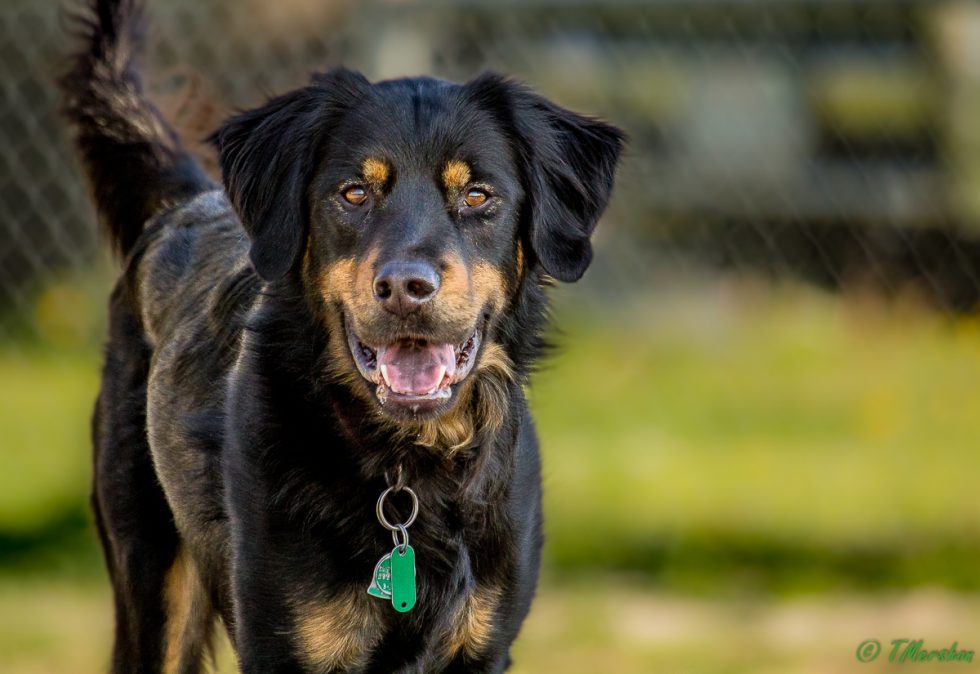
[391,523,409,552]
[376,486,418,531]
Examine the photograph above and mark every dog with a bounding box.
[59,0,623,671]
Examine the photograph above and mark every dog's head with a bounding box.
[211,69,623,440]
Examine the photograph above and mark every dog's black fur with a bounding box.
[60,1,623,672]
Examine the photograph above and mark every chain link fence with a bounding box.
[3,0,980,343]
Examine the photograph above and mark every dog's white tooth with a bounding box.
[436,365,447,387]
[380,364,391,387]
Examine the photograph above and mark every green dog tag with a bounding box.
[367,553,392,599]
[390,544,416,612]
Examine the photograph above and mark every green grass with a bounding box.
[534,282,980,589]
[0,347,99,533]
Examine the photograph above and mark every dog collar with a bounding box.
[367,483,418,613]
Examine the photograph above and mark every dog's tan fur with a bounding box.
[442,160,471,192]
[515,240,526,283]
[321,253,378,326]
[429,256,506,328]
[362,157,390,190]
[162,545,212,674]
[443,585,503,660]
[292,587,382,672]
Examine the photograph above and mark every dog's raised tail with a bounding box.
[59,0,212,258]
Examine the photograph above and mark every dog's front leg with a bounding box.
[228,535,311,674]
[223,447,380,673]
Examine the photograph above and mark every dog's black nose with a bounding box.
[373,261,440,316]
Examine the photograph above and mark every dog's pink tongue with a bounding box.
[378,341,456,395]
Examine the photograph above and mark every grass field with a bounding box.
[535,281,980,589]
[2,576,978,674]
[2,277,979,672]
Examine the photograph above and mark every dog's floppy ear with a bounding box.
[209,68,368,281]
[467,74,625,282]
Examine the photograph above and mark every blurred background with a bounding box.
[2,0,980,672]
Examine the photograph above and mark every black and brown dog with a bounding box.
[60,0,623,671]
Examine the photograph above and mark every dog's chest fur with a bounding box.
[290,580,503,671]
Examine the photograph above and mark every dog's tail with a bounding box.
[59,0,212,258]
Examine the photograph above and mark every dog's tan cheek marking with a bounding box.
[356,248,380,307]
[444,585,502,660]
[442,160,471,192]
[319,252,384,392]
[421,253,469,329]
[472,262,506,311]
[320,249,378,316]
[162,546,195,674]
[320,258,356,305]
[362,157,389,190]
[292,589,380,671]
[440,253,468,300]
[432,257,504,323]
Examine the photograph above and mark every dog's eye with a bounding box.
[343,186,368,206]
[463,189,488,208]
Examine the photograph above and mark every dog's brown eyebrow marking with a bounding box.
[442,160,471,191]
[362,157,389,189]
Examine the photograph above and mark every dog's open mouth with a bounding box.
[345,319,482,413]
